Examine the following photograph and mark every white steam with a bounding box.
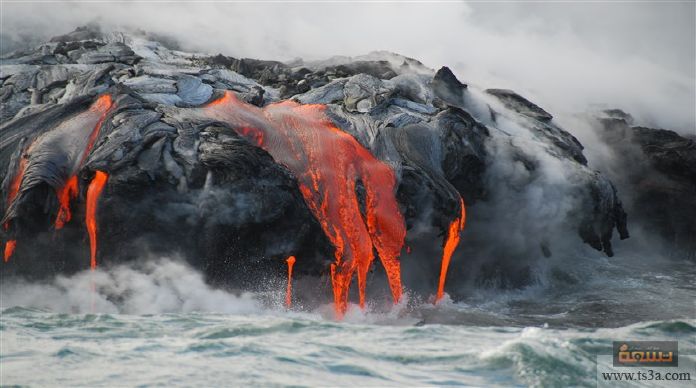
[1,1,693,135]
[0,258,262,314]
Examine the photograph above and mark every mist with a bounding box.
[1,1,694,137]
[0,258,262,314]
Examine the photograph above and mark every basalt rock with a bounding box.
[592,110,696,259]
[1,27,630,292]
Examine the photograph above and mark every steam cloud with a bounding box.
[0,1,693,307]
[0,258,262,314]
[1,1,694,136]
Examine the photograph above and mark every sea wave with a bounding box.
[1,306,694,387]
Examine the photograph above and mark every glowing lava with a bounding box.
[50,94,114,230]
[2,153,27,261]
[285,255,296,308]
[86,171,108,270]
[54,175,78,229]
[3,240,16,262]
[204,91,406,317]
[436,196,466,303]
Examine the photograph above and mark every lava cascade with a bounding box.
[53,94,113,229]
[86,171,108,270]
[436,196,466,302]
[204,91,407,317]
[2,95,114,263]
[54,176,78,229]
[3,240,16,262]
[2,153,27,261]
[285,255,296,308]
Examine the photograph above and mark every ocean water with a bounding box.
[1,253,695,387]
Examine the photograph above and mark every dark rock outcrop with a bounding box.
[592,110,695,258]
[1,27,632,292]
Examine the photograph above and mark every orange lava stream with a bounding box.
[78,95,113,167]
[86,171,108,270]
[54,176,78,229]
[204,91,406,318]
[4,240,16,262]
[285,255,296,308]
[3,155,27,261]
[436,196,466,303]
[53,94,114,229]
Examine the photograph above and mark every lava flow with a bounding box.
[54,176,78,229]
[285,256,296,308]
[3,240,16,262]
[2,95,114,263]
[204,91,406,317]
[85,171,108,270]
[436,196,466,303]
[2,153,27,261]
[53,94,114,230]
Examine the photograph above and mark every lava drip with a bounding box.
[54,176,78,229]
[285,256,296,308]
[2,152,27,261]
[4,240,16,262]
[203,92,406,317]
[436,196,467,303]
[53,94,114,229]
[85,171,108,270]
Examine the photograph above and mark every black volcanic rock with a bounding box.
[49,25,104,43]
[0,27,632,290]
[431,66,467,106]
[486,88,553,122]
[593,110,696,258]
[632,127,696,184]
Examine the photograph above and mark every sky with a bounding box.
[1,0,694,135]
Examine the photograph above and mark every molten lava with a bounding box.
[4,240,16,262]
[86,171,108,270]
[78,94,113,167]
[2,95,114,266]
[436,196,466,303]
[53,94,114,229]
[54,176,78,229]
[3,153,27,261]
[285,255,296,308]
[204,91,406,317]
